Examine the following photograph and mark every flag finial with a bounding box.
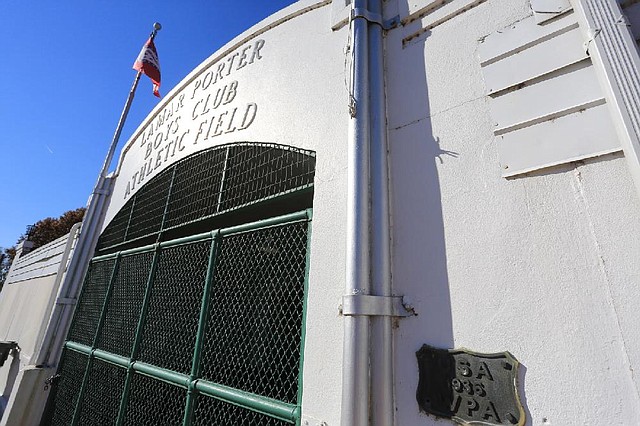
[151,22,162,38]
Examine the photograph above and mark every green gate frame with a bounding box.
[61,209,313,425]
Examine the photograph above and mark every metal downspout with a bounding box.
[342,0,393,424]
[35,175,115,367]
[367,0,393,425]
[342,0,371,424]
[30,222,82,365]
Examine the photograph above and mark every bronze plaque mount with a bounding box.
[416,345,525,426]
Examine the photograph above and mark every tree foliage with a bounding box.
[24,208,86,252]
[0,207,85,288]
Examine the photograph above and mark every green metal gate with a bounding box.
[46,143,315,425]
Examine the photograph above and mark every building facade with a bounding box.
[3,0,640,425]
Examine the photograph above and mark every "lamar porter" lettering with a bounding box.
[123,39,265,199]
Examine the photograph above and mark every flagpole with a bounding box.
[34,22,162,369]
[98,21,162,179]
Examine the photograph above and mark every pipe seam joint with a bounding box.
[340,294,415,317]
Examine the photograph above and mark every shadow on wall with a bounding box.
[387,2,458,352]
[389,2,531,423]
[388,1,456,420]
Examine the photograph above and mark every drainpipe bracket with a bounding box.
[340,294,414,317]
[352,8,383,26]
[351,8,399,30]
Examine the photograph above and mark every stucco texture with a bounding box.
[387,0,640,424]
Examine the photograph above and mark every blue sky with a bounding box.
[0,0,297,249]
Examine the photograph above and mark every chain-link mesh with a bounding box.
[96,143,315,253]
[47,349,88,426]
[67,259,116,346]
[63,144,314,425]
[96,252,154,357]
[192,394,292,426]
[126,167,173,241]
[96,199,133,250]
[164,148,227,228]
[75,358,127,425]
[122,372,187,426]
[199,221,308,404]
[58,217,309,425]
[137,240,211,374]
[220,144,315,212]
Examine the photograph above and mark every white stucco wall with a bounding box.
[387,0,640,424]
[0,275,56,400]
[0,230,77,422]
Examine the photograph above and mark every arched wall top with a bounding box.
[116,0,331,174]
[98,142,315,253]
[104,0,346,227]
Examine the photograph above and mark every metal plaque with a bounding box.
[416,345,525,426]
